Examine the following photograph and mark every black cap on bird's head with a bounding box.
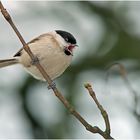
[55,30,78,56]
[55,30,77,45]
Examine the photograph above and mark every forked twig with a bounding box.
[0,2,114,139]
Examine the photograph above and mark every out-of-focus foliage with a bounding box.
[1,1,140,139]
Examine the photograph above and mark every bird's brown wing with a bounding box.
[13,38,39,57]
[13,34,48,57]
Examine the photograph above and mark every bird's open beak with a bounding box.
[64,44,78,56]
[64,47,73,56]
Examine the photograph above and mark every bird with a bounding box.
[0,30,78,82]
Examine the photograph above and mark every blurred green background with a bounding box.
[0,1,140,139]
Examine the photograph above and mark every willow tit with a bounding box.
[0,30,77,81]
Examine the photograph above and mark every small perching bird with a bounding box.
[0,30,78,81]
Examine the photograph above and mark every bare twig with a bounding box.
[85,83,113,139]
[0,2,114,139]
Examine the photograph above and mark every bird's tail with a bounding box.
[0,58,19,68]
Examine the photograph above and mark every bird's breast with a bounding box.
[19,42,72,81]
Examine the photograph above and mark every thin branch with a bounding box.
[0,2,114,139]
[85,83,113,139]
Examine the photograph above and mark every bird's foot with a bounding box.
[31,56,39,65]
[48,81,56,90]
